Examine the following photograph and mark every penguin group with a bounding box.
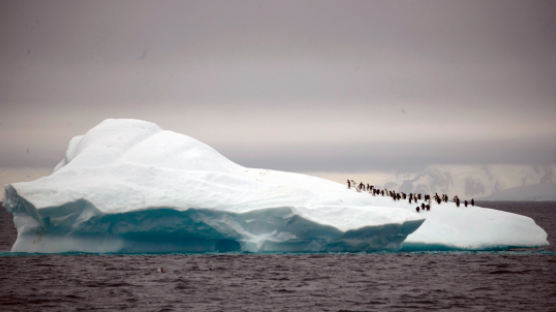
[346,179,474,213]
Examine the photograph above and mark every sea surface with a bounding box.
[0,201,555,311]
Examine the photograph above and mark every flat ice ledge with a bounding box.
[402,205,549,250]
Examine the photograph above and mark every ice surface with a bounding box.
[3,119,549,253]
[402,204,548,250]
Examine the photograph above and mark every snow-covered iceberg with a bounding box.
[3,119,548,253]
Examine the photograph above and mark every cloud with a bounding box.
[0,0,555,173]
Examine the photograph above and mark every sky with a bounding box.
[1,0,555,188]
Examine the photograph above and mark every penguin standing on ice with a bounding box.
[471,198,475,206]
[416,206,420,212]
[347,179,351,189]
[464,200,468,207]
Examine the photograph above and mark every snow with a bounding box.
[3,119,549,253]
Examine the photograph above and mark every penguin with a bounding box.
[416,206,420,212]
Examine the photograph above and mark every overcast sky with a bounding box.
[1,0,555,175]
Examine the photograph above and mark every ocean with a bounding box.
[1,201,555,311]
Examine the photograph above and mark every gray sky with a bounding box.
[1,0,555,173]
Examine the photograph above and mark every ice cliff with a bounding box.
[3,119,548,253]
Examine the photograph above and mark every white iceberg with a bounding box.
[2,119,548,253]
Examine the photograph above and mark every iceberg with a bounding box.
[2,119,548,253]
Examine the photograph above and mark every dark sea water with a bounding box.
[1,202,555,311]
